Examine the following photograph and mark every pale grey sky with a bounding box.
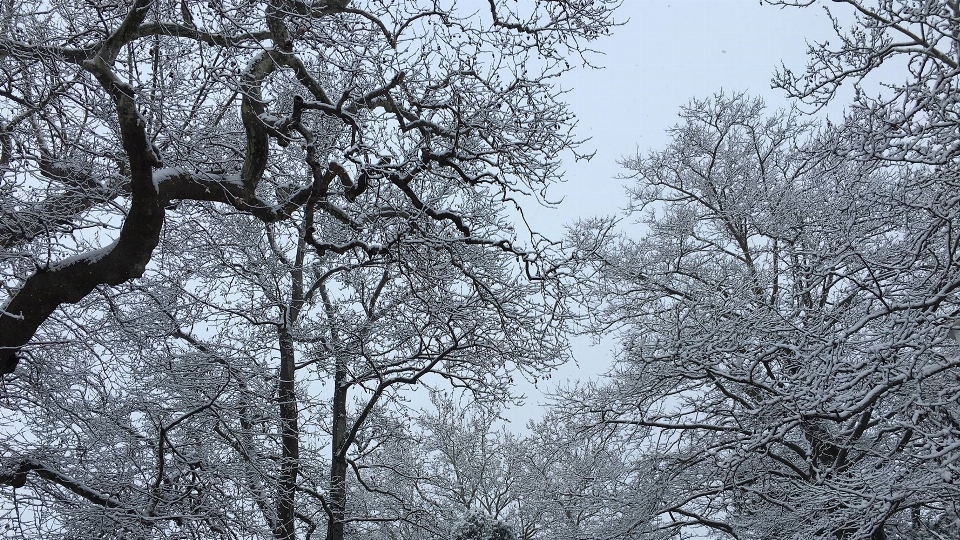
[557,0,841,216]
[505,0,847,426]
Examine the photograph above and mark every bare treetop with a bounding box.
[769,0,960,163]
[0,0,621,373]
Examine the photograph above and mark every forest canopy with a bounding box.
[3,1,960,540]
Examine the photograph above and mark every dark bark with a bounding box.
[0,0,160,372]
[0,458,126,509]
[0,26,306,374]
[276,329,300,540]
[326,353,349,540]
[275,221,308,540]
[0,41,161,373]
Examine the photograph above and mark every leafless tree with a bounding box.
[0,0,620,538]
[356,394,636,540]
[355,395,532,540]
[768,0,960,165]
[0,0,618,373]
[568,93,960,539]
[0,189,569,539]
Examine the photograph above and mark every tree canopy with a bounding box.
[0,0,617,372]
[0,0,619,538]
[563,1,960,536]
[6,1,960,540]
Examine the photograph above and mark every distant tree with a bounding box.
[354,394,638,540]
[454,510,516,540]
[351,395,529,540]
[567,93,960,539]
[512,407,642,540]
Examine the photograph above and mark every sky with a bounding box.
[557,0,845,216]
[503,0,851,426]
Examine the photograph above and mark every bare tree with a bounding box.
[768,0,960,164]
[356,395,531,540]
[0,0,619,373]
[0,176,567,539]
[353,393,637,540]
[568,93,960,539]
[0,0,620,538]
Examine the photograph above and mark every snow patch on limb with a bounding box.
[152,168,244,192]
[222,173,243,186]
[152,167,186,191]
[258,113,282,125]
[48,239,119,271]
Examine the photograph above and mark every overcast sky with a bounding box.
[557,0,845,216]
[503,0,850,426]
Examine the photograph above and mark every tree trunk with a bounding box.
[276,329,300,540]
[326,353,348,540]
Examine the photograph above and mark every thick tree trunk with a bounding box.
[326,355,348,540]
[276,329,300,540]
